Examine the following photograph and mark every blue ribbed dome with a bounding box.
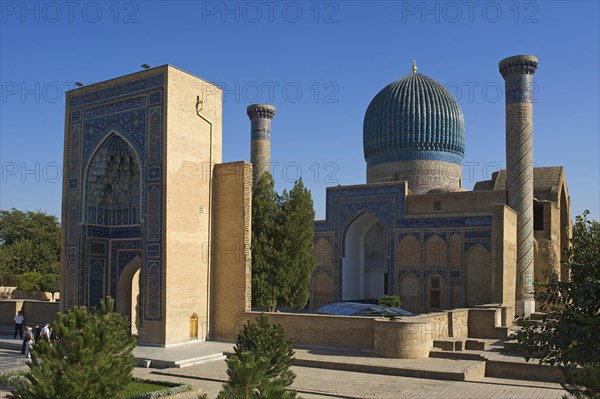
[363,73,465,167]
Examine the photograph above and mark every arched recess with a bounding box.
[465,244,492,306]
[399,272,419,314]
[425,234,446,267]
[89,262,104,309]
[448,234,461,267]
[425,272,446,311]
[84,133,141,226]
[450,283,462,309]
[341,212,388,301]
[314,237,333,267]
[190,313,199,339]
[311,272,333,309]
[116,256,142,334]
[397,235,420,266]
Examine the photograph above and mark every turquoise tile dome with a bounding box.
[363,72,465,167]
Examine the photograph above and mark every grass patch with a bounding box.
[1,372,191,399]
[125,377,193,399]
[123,380,172,398]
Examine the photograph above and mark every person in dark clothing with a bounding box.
[21,325,31,354]
[33,324,41,343]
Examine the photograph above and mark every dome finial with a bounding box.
[412,59,417,74]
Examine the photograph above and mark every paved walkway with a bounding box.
[0,341,568,399]
[147,359,566,399]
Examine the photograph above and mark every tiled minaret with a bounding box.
[499,55,538,316]
[247,104,276,188]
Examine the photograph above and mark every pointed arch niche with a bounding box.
[85,134,141,226]
[342,212,388,301]
[465,244,492,306]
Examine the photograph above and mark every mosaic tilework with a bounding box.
[312,182,494,309]
[63,73,164,321]
[363,73,465,165]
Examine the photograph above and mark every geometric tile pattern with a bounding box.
[313,182,493,309]
[62,73,164,321]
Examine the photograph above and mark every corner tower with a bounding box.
[363,63,465,193]
[247,104,276,187]
[499,55,538,316]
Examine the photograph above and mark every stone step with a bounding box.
[295,357,486,382]
[226,349,486,381]
[465,339,488,351]
[135,352,227,369]
[433,340,465,351]
[429,349,486,361]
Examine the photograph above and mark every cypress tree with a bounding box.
[251,173,282,312]
[251,174,316,311]
[280,178,315,309]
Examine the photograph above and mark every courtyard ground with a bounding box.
[0,340,567,399]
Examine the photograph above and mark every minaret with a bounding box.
[247,104,276,188]
[499,55,538,316]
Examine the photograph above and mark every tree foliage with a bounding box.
[217,314,297,399]
[9,297,136,399]
[251,175,315,311]
[513,211,600,397]
[0,209,60,288]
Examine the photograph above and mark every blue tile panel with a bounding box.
[64,73,164,321]
[313,182,493,306]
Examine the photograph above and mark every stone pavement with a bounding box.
[147,359,567,399]
[1,340,568,399]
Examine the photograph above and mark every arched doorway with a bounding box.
[465,244,491,307]
[116,256,142,334]
[190,314,199,339]
[342,212,388,301]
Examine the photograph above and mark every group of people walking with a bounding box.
[13,311,55,358]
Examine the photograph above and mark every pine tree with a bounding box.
[10,297,136,399]
[217,314,297,399]
[280,178,315,309]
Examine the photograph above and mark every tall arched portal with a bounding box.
[342,212,388,301]
[84,133,143,319]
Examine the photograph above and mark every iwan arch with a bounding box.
[61,56,571,350]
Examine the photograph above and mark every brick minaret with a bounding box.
[499,55,538,316]
[247,104,276,188]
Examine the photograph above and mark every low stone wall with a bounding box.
[0,288,59,302]
[468,308,510,339]
[408,309,469,341]
[231,307,503,359]
[262,312,375,351]
[21,301,60,324]
[0,300,59,332]
[486,360,566,383]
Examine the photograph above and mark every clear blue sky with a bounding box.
[1,1,599,221]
